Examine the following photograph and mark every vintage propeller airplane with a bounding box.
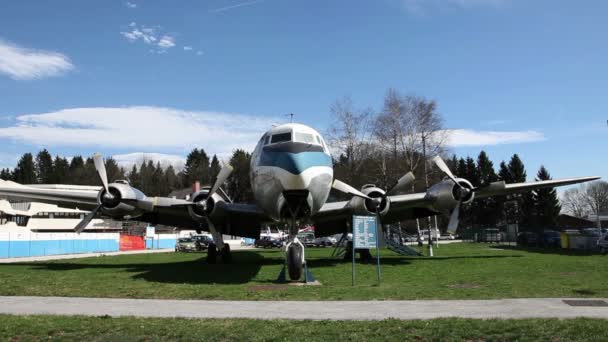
[0,123,600,281]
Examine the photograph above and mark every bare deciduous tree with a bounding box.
[562,187,589,218]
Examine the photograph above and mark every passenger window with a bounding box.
[271,132,291,143]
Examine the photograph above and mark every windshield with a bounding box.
[179,238,192,242]
[271,132,291,143]
[294,132,317,144]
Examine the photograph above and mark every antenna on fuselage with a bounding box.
[284,113,294,123]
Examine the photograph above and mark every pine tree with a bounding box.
[226,149,253,203]
[474,151,501,227]
[0,168,12,180]
[69,156,86,184]
[35,149,54,183]
[52,156,70,183]
[209,155,221,184]
[164,165,179,194]
[82,158,97,185]
[507,154,534,230]
[128,165,140,188]
[534,166,561,231]
[13,153,37,184]
[104,158,123,183]
[183,148,211,186]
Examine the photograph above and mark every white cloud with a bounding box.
[196,51,204,56]
[0,39,74,80]
[0,106,278,157]
[157,35,175,49]
[125,1,137,8]
[112,152,186,170]
[121,23,176,51]
[444,129,545,147]
[183,46,193,51]
[209,0,264,13]
[402,0,505,14]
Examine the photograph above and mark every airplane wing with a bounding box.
[312,175,600,236]
[0,178,269,238]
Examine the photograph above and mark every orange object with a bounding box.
[119,234,145,251]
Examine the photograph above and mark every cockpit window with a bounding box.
[294,132,316,144]
[271,132,291,143]
[264,135,270,145]
[315,135,321,144]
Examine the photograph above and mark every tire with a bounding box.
[287,244,303,281]
[221,244,232,263]
[207,243,217,263]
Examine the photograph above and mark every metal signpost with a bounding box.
[352,215,381,286]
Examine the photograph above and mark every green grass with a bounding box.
[1,315,607,341]
[0,243,607,300]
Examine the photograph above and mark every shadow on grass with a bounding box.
[490,245,599,256]
[11,251,266,285]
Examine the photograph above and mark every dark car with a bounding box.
[192,235,213,250]
[540,230,561,248]
[255,236,283,248]
[517,231,539,246]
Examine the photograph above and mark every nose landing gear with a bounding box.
[276,218,316,283]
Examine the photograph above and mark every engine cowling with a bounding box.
[187,187,229,222]
[350,185,390,216]
[98,181,145,219]
[426,178,474,214]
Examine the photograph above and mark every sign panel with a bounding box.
[145,226,155,238]
[353,215,378,249]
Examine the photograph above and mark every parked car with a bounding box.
[312,236,337,247]
[439,233,455,240]
[298,232,316,247]
[192,235,213,250]
[597,234,608,254]
[539,230,561,248]
[175,238,198,252]
[517,231,538,246]
[479,228,502,243]
[254,236,283,248]
[403,234,420,243]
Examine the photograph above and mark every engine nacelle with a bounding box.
[350,185,390,216]
[187,187,229,222]
[426,178,474,214]
[98,181,145,219]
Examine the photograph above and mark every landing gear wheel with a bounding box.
[207,243,217,264]
[221,244,232,263]
[287,244,303,281]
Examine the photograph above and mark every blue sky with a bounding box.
[0,0,606,183]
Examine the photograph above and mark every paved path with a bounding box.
[0,249,174,264]
[2,296,608,320]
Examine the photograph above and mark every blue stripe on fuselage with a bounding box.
[259,151,332,175]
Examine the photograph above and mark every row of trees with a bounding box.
[0,148,253,200]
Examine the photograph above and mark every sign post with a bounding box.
[352,215,381,286]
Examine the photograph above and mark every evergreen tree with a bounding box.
[474,151,500,227]
[35,149,54,183]
[128,165,140,188]
[534,166,561,230]
[183,148,211,186]
[151,162,165,196]
[164,165,179,194]
[507,154,534,229]
[104,158,123,183]
[13,153,37,184]
[498,161,511,183]
[69,156,86,184]
[226,149,253,203]
[0,168,12,180]
[82,157,98,185]
[209,154,221,184]
[52,156,70,183]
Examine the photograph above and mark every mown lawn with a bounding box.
[1,315,607,342]
[0,243,606,300]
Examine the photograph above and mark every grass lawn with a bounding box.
[1,315,607,341]
[0,243,607,300]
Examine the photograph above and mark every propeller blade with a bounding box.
[74,205,101,233]
[432,155,465,190]
[332,179,372,200]
[387,172,415,196]
[208,164,234,198]
[93,153,109,192]
[447,202,460,233]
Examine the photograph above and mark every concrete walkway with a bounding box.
[2,296,608,320]
[0,248,174,264]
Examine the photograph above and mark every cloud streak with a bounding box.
[0,39,74,80]
[445,129,545,147]
[209,0,264,13]
[0,106,278,157]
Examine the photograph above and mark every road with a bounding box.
[1,296,608,320]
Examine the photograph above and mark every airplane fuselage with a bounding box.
[250,123,333,221]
